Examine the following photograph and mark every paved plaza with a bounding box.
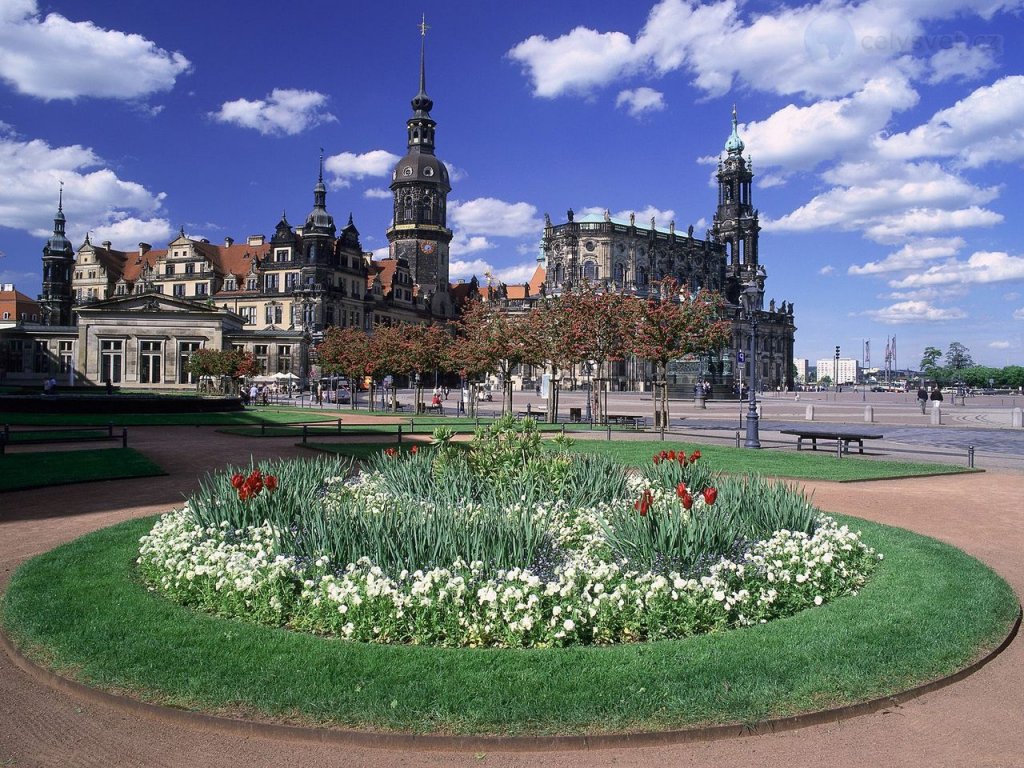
[1,411,1022,767]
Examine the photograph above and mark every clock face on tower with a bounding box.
[420,241,436,255]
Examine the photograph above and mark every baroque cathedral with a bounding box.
[3,27,795,395]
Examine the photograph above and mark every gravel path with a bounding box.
[1,423,1022,768]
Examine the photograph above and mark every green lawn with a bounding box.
[0,407,339,427]
[221,419,596,438]
[0,448,166,492]
[564,440,975,482]
[1,515,1015,735]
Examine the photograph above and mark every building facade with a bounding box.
[815,357,861,386]
[1,29,454,389]
[522,108,797,394]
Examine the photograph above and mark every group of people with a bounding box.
[245,384,270,406]
[916,386,944,413]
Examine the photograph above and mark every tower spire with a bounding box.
[725,104,745,154]
[418,14,429,99]
[58,179,64,213]
[318,147,324,184]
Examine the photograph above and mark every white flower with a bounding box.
[563,619,575,631]
[814,595,823,606]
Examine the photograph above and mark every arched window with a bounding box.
[403,195,413,221]
[637,267,648,287]
[615,263,625,286]
[583,260,597,281]
[554,263,564,284]
[423,195,433,223]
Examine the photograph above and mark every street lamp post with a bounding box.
[741,279,763,449]
[584,362,593,423]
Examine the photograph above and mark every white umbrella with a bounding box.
[273,372,299,381]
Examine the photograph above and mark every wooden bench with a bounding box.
[606,414,644,429]
[0,424,127,455]
[425,403,444,414]
[779,429,882,455]
[517,410,546,420]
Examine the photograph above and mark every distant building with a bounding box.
[793,358,809,384]
[815,357,860,385]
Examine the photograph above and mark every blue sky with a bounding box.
[1,0,1023,368]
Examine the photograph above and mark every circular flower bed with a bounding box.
[137,418,881,648]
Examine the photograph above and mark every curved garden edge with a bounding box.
[1,606,1019,752]
[0,513,1019,746]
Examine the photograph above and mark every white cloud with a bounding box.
[863,300,967,323]
[819,265,835,275]
[0,130,168,249]
[324,150,400,187]
[927,42,998,84]
[508,25,638,98]
[889,251,1024,288]
[363,187,391,199]
[509,0,1017,103]
[449,198,542,237]
[616,87,665,117]
[988,340,1011,349]
[876,76,1024,167]
[579,205,677,227]
[864,206,1002,243]
[449,258,494,281]
[766,161,1001,242]
[211,89,336,136]
[448,232,495,258]
[849,236,965,274]
[448,259,539,285]
[495,262,541,283]
[1013,307,1024,320]
[0,1,190,100]
[713,76,918,176]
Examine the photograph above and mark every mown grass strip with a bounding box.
[0,408,340,427]
[0,515,1015,735]
[0,448,166,492]
[562,440,975,482]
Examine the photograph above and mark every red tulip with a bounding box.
[230,473,245,489]
[702,487,717,505]
[690,450,701,462]
[667,450,676,460]
[265,475,278,491]
[385,447,397,457]
[652,455,661,465]
[680,491,693,510]
[634,489,653,516]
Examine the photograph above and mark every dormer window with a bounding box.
[225,278,236,291]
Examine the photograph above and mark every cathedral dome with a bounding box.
[725,105,745,154]
[391,151,450,191]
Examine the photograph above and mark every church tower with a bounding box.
[40,184,75,325]
[386,17,453,311]
[712,107,760,301]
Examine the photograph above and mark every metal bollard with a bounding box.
[302,424,308,444]
[735,431,740,448]
[397,424,402,444]
[411,418,415,433]
[606,424,612,441]
[561,423,565,436]
[122,427,128,448]
[836,438,843,459]
[968,445,975,468]
[338,418,342,433]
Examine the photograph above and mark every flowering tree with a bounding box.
[315,327,373,410]
[368,323,411,411]
[455,299,540,415]
[633,279,732,427]
[185,348,257,394]
[558,287,640,423]
[400,323,451,412]
[528,296,580,422]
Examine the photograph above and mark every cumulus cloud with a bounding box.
[324,150,400,187]
[616,87,666,117]
[819,265,835,275]
[988,340,1011,349]
[848,237,965,274]
[876,76,1024,167]
[210,89,336,136]
[508,0,1016,103]
[449,198,542,237]
[0,1,190,100]
[449,259,539,285]
[1014,308,1024,320]
[710,76,918,176]
[863,300,967,323]
[0,129,169,248]
[362,187,391,199]
[577,205,678,227]
[766,161,1001,242]
[888,251,1024,288]
[927,42,998,84]
[448,232,495,258]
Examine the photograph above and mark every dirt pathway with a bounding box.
[1,426,1022,767]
